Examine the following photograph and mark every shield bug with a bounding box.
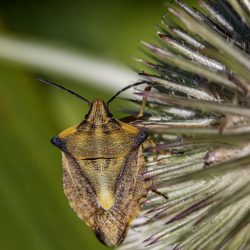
[37,77,165,247]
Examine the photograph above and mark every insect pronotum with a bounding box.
[37,77,166,247]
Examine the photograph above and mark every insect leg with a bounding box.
[151,189,168,200]
[136,86,151,118]
[120,85,151,123]
[144,138,168,201]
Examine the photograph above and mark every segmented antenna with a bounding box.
[107,81,149,105]
[36,77,91,106]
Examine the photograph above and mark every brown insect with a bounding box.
[37,77,166,247]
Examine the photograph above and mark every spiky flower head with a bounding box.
[118,1,250,249]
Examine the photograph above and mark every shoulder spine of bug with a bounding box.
[37,77,154,247]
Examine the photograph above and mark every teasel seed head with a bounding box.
[117,1,250,249]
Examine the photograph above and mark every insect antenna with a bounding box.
[36,76,91,106]
[107,81,150,105]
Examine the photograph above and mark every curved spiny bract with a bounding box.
[118,1,250,250]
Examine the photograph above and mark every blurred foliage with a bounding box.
[0,1,165,250]
[1,0,164,62]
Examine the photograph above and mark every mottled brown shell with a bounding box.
[52,99,148,247]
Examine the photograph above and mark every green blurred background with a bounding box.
[0,1,165,249]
